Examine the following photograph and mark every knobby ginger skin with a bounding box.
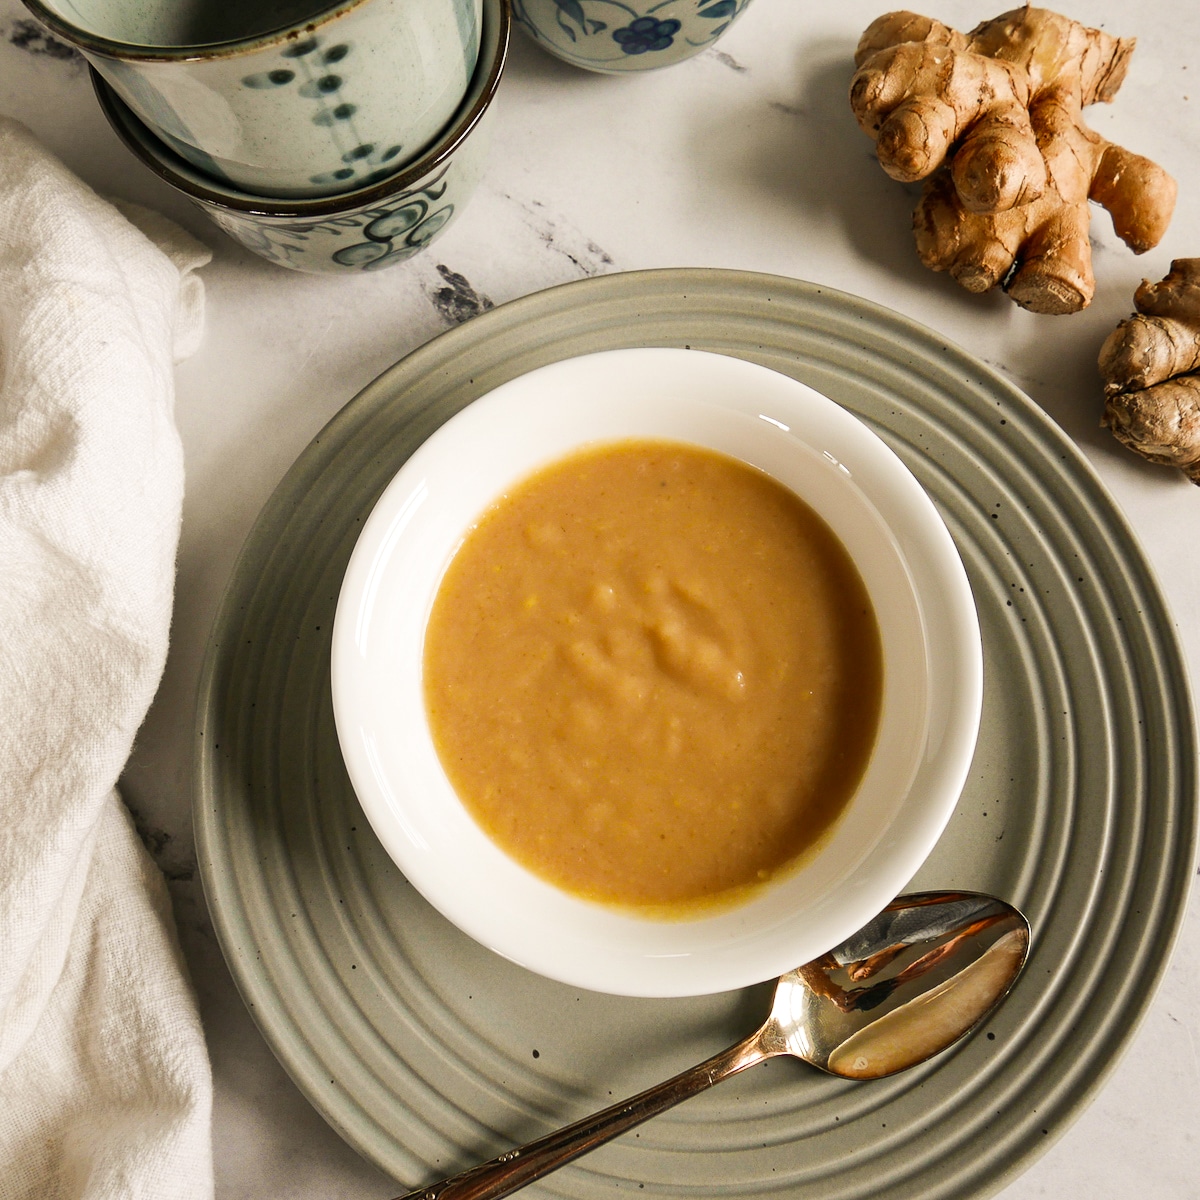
[1100,259,1200,484]
[850,7,1176,314]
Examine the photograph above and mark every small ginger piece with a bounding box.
[850,8,1176,314]
[1100,260,1200,484]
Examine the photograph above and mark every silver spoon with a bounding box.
[395,890,1029,1200]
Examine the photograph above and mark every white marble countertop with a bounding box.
[1,0,1196,1195]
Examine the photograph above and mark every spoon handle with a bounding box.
[393,1030,770,1200]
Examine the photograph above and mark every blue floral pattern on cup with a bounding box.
[73,0,482,198]
[241,37,411,190]
[206,167,460,272]
[512,0,751,71]
[612,16,680,53]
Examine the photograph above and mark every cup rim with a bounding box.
[88,0,509,218]
[23,0,396,62]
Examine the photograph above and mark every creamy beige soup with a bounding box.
[423,439,883,913]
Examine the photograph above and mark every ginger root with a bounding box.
[1100,259,1200,484]
[850,8,1177,314]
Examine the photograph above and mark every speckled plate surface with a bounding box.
[194,269,1196,1199]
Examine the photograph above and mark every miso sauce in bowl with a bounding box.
[423,438,883,916]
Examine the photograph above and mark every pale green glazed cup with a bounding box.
[512,0,753,72]
[91,0,509,273]
[22,0,483,198]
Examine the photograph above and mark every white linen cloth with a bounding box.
[0,117,213,1199]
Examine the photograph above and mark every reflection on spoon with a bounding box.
[394,891,1030,1200]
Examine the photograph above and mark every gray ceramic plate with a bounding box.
[194,269,1197,1200]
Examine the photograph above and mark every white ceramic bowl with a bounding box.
[331,348,982,997]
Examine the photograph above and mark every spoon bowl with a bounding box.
[777,891,1030,1078]
[394,891,1030,1200]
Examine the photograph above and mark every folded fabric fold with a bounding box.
[0,116,214,1200]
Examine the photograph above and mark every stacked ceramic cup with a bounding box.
[23,0,509,273]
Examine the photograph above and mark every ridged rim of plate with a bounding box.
[194,268,1197,1199]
